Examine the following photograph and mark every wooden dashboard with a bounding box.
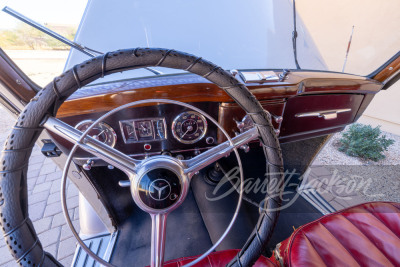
[53,70,382,158]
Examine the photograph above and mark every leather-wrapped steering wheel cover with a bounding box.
[0,48,283,267]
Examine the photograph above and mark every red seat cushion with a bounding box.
[274,202,400,267]
[162,249,276,267]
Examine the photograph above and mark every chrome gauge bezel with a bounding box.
[75,120,117,148]
[172,111,208,144]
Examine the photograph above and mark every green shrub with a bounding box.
[338,123,395,161]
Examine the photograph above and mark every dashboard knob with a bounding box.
[83,159,94,171]
[240,144,250,153]
[206,137,214,145]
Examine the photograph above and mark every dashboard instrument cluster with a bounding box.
[120,118,167,143]
[57,103,219,161]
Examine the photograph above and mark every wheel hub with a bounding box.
[130,156,189,214]
[138,168,182,209]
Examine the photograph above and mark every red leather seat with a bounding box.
[274,202,400,267]
[162,249,276,267]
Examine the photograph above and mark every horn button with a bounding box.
[137,168,183,210]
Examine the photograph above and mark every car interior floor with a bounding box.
[106,147,323,265]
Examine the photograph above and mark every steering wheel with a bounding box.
[0,48,283,267]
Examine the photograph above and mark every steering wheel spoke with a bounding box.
[43,116,139,174]
[150,213,168,267]
[182,127,259,177]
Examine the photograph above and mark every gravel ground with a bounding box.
[313,124,400,203]
[313,126,400,166]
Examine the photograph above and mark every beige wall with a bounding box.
[297,0,400,135]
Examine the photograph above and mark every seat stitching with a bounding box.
[205,254,212,267]
[317,221,360,266]
[340,214,395,267]
[301,231,328,267]
[368,205,400,240]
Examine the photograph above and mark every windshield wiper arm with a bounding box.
[3,6,101,57]
[2,6,163,75]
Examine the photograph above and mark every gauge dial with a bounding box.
[137,120,153,138]
[172,111,207,144]
[75,120,117,147]
[119,118,166,143]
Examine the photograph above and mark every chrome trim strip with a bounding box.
[71,231,119,267]
[73,146,219,164]
[102,231,118,265]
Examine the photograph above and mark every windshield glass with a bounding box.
[65,0,326,82]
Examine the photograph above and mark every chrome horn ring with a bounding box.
[60,99,246,267]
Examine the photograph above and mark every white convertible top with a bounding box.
[65,0,326,80]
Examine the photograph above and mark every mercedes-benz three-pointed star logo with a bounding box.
[149,179,171,201]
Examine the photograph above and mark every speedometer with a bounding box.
[172,111,207,144]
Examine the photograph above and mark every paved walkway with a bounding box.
[0,111,80,267]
